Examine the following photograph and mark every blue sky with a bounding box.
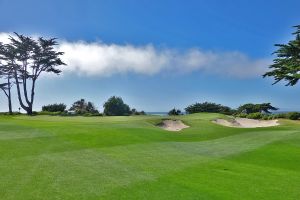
[0,0,300,112]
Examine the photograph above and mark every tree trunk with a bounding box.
[7,78,12,115]
[26,105,32,115]
[27,78,36,115]
[22,72,31,105]
[14,70,29,114]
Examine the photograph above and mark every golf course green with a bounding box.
[0,113,299,199]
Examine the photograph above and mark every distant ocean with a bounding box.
[272,110,300,114]
[146,112,187,116]
[146,112,168,116]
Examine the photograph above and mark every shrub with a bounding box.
[42,103,66,112]
[273,113,285,119]
[139,111,146,115]
[130,108,146,115]
[168,108,181,116]
[246,112,263,119]
[285,112,300,120]
[235,113,248,118]
[42,104,65,112]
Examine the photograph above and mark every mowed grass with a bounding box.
[0,114,299,199]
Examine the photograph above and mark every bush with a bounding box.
[168,108,181,116]
[235,113,248,118]
[42,103,66,112]
[273,113,285,119]
[285,112,300,120]
[246,112,263,119]
[234,112,300,121]
[130,108,146,115]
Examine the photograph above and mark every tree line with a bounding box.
[168,102,300,120]
[41,96,145,116]
[169,102,278,116]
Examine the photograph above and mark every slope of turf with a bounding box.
[0,113,299,199]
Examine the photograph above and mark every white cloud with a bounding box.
[0,32,11,44]
[0,32,270,78]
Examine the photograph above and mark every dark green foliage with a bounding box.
[185,102,233,114]
[42,103,66,112]
[168,108,181,116]
[69,99,99,114]
[237,103,278,114]
[86,102,98,114]
[246,112,263,119]
[263,25,300,86]
[140,111,146,115]
[259,103,279,113]
[103,96,131,116]
[235,113,248,118]
[285,112,300,120]
[235,112,300,120]
[130,108,146,115]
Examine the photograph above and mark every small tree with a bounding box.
[263,25,300,85]
[103,96,131,116]
[237,103,278,114]
[168,108,181,115]
[69,99,98,114]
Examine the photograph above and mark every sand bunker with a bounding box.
[158,120,189,131]
[213,118,279,128]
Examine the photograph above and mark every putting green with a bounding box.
[0,113,299,199]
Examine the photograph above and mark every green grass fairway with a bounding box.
[0,113,300,199]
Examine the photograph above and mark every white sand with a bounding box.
[213,118,279,128]
[158,120,189,131]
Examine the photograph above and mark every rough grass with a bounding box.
[0,113,299,199]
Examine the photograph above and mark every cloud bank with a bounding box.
[0,32,270,78]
